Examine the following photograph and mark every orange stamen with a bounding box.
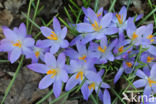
[46,69,57,78]
[13,40,22,48]
[98,46,107,53]
[47,31,58,40]
[147,56,154,63]
[116,14,123,24]
[88,82,95,90]
[148,78,156,87]
[92,21,102,31]
[118,46,124,53]
[35,51,40,58]
[76,71,83,80]
[96,13,101,17]
[79,55,87,62]
[126,62,132,68]
[132,32,138,40]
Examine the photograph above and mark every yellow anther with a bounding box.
[92,21,102,32]
[88,82,95,90]
[150,39,154,42]
[76,71,83,80]
[98,46,107,53]
[35,51,40,58]
[79,55,87,62]
[46,69,57,78]
[116,14,123,24]
[126,62,132,68]
[147,56,154,63]
[148,78,156,87]
[47,31,58,40]
[132,32,138,40]
[96,13,101,17]
[118,46,124,53]
[147,35,153,39]
[13,40,22,48]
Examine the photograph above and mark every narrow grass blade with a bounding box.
[0,60,9,63]
[94,0,99,12]
[109,0,117,12]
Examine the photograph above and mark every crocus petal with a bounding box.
[44,52,56,67]
[53,80,62,98]
[119,6,127,21]
[133,79,147,88]
[70,35,82,46]
[152,84,156,93]
[97,69,104,77]
[114,67,124,83]
[126,18,136,37]
[136,69,147,79]
[136,26,146,36]
[100,13,113,28]
[23,38,35,47]
[145,24,153,36]
[87,8,98,23]
[76,41,87,55]
[103,89,111,104]
[81,81,89,100]
[60,27,67,39]
[100,37,107,48]
[85,71,102,82]
[57,53,65,68]
[60,40,69,48]
[101,82,110,88]
[2,27,18,41]
[150,64,156,79]
[10,48,21,63]
[58,69,68,82]
[143,85,152,97]
[148,45,156,56]
[40,26,53,37]
[76,23,94,33]
[50,44,60,54]
[65,74,79,91]
[22,47,33,58]
[27,63,49,73]
[81,33,95,44]
[0,39,13,52]
[53,17,61,33]
[64,48,79,59]
[19,23,27,37]
[39,75,55,89]
[103,27,118,35]
[37,39,52,48]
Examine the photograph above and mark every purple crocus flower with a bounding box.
[27,52,68,97]
[141,52,156,65]
[90,37,117,63]
[0,23,35,63]
[26,40,48,63]
[126,18,146,46]
[70,10,118,45]
[64,41,99,63]
[40,17,69,54]
[65,59,102,99]
[133,64,156,97]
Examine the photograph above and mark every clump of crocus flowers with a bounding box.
[0,6,156,104]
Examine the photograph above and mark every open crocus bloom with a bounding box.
[0,23,35,63]
[133,64,156,97]
[27,52,68,97]
[40,17,69,54]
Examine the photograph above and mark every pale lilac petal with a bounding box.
[40,26,53,37]
[53,17,61,33]
[2,27,18,41]
[150,64,156,79]
[119,6,127,21]
[85,71,102,82]
[152,84,156,93]
[114,67,124,83]
[57,53,65,67]
[81,81,89,100]
[76,41,87,55]
[136,69,147,79]
[126,18,136,37]
[103,27,118,35]
[145,24,153,36]
[50,44,60,54]
[44,52,56,67]
[100,37,107,48]
[58,69,68,82]
[101,82,110,88]
[100,13,113,28]
[148,45,156,56]
[37,39,52,48]
[97,69,104,77]
[103,89,111,104]
[81,33,95,44]
[39,75,55,89]
[87,8,98,23]
[76,23,94,33]
[60,40,69,48]
[70,35,82,46]
[60,27,67,39]
[19,23,27,37]
[23,38,35,47]
[22,47,32,58]
[133,79,147,88]
[136,26,146,36]
[143,85,152,97]
[65,74,79,91]
[10,48,21,63]
[27,63,49,73]
[64,48,79,59]
[53,80,62,97]
[0,39,13,51]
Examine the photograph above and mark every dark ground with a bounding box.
[0,0,156,104]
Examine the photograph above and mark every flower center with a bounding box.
[147,34,154,43]
[98,46,107,53]
[96,13,101,17]
[79,55,86,62]
[12,40,22,48]
[47,31,58,40]
[116,14,123,24]
[118,46,124,53]
[92,21,102,32]
[132,32,138,40]
[88,82,95,90]
[46,69,57,78]
[76,71,83,80]
[147,56,154,63]
[126,62,132,68]
[148,78,156,87]
[35,51,40,58]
